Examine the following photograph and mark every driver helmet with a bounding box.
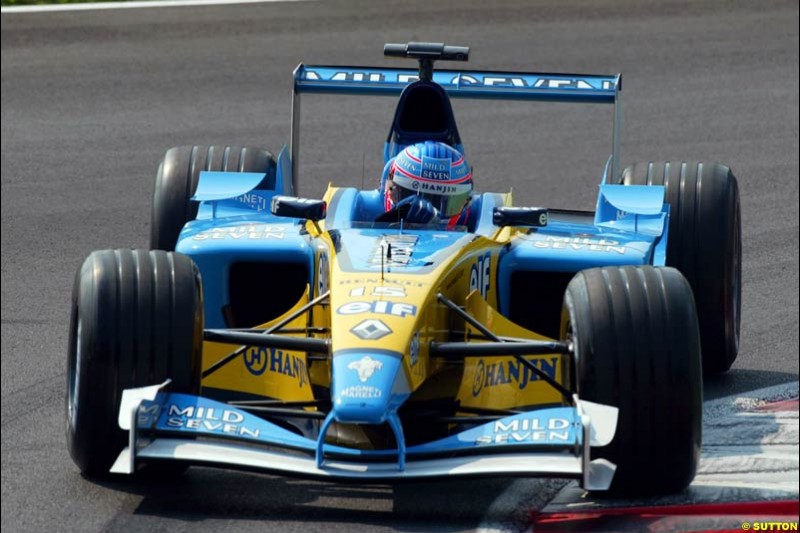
[385,141,473,218]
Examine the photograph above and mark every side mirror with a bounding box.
[271,196,327,221]
[493,206,549,227]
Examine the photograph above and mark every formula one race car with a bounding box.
[66,43,741,497]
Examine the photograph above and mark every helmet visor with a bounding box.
[389,180,471,218]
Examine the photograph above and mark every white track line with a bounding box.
[1,0,306,14]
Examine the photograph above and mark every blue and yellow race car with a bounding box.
[66,42,741,497]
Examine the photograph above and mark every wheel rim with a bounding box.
[68,318,82,430]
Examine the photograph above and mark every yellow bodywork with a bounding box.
[202,288,317,401]
[200,185,567,411]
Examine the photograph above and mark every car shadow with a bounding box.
[93,471,555,531]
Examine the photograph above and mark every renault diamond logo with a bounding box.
[350,319,392,341]
[347,356,383,383]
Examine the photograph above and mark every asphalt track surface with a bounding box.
[2,1,798,531]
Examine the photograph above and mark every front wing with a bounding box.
[110,383,618,490]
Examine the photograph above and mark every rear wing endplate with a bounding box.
[289,64,622,192]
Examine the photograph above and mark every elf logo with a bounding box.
[337,301,417,317]
[469,252,491,299]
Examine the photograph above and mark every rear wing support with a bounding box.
[290,64,622,192]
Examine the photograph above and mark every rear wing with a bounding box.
[295,65,619,103]
[289,64,622,192]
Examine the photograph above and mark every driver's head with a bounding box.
[384,141,473,218]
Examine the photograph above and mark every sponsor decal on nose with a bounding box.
[331,350,403,423]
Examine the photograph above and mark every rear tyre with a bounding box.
[621,161,741,375]
[66,249,203,477]
[562,266,702,497]
[150,145,276,250]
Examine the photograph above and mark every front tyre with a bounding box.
[66,249,203,477]
[562,266,702,497]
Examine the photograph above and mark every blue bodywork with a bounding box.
[176,166,667,328]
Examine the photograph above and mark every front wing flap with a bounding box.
[111,386,618,490]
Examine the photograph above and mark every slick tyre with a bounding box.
[66,249,203,477]
[150,145,276,250]
[562,266,702,497]
[621,161,742,375]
